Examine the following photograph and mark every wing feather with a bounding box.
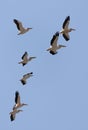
[50,32,59,46]
[15,91,21,104]
[13,19,24,31]
[63,33,70,41]
[62,16,70,29]
[21,52,28,60]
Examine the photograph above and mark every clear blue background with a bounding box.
[0,0,88,129]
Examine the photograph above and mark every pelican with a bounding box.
[18,52,36,66]
[60,16,75,41]
[13,19,32,35]
[47,32,66,55]
[9,109,23,121]
[13,91,28,110]
[20,72,33,85]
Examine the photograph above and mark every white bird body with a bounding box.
[9,109,23,121]
[13,91,28,110]
[13,19,32,35]
[19,52,36,66]
[47,32,66,55]
[60,16,75,41]
[20,72,33,85]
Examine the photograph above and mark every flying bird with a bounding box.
[9,109,23,121]
[13,19,32,35]
[60,16,75,41]
[18,52,36,66]
[20,72,33,85]
[13,91,28,110]
[47,32,66,55]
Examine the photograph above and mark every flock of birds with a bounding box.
[9,16,75,121]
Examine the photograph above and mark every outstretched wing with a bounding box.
[10,113,15,121]
[21,52,28,60]
[50,50,57,55]
[63,33,70,41]
[13,19,24,31]
[50,32,59,47]
[20,79,26,85]
[62,16,70,29]
[15,91,21,105]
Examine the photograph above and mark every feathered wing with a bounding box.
[10,113,15,121]
[14,19,20,30]
[13,19,25,31]
[21,52,28,61]
[51,32,59,46]
[63,33,70,41]
[62,16,70,29]
[15,91,21,105]
[50,50,57,55]
[20,79,26,85]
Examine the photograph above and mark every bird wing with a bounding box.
[50,50,57,55]
[13,19,24,31]
[63,33,70,41]
[15,91,21,105]
[50,32,59,47]
[21,52,28,60]
[10,113,15,121]
[20,79,26,85]
[62,16,70,29]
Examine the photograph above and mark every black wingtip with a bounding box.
[10,114,14,121]
[15,91,19,103]
[21,52,28,60]
[67,16,70,19]
[20,80,26,85]
[13,19,18,23]
[50,51,57,55]
[55,31,59,36]
[13,19,20,30]
[63,34,70,41]
[15,91,19,95]
[30,72,33,74]
[63,16,70,29]
[22,63,26,66]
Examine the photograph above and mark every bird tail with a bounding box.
[18,61,23,64]
[46,48,51,51]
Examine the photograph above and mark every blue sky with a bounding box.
[0,0,88,129]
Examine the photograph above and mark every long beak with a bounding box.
[62,45,66,47]
[59,45,67,48]
[31,57,36,59]
[24,104,28,106]
[20,110,23,112]
[72,29,76,31]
